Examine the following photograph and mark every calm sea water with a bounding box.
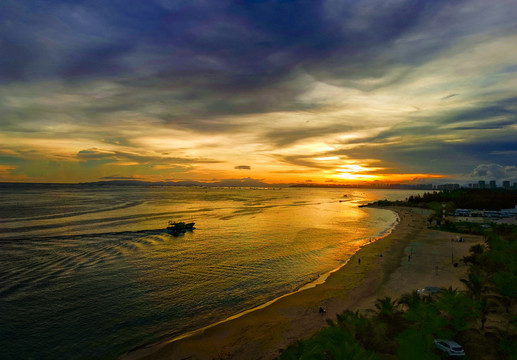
[0,185,425,359]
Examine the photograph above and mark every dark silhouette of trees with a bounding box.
[405,189,517,210]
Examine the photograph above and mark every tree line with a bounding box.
[405,189,517,211]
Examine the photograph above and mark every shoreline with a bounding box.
[122,213,398,360]
[124,206,482,360]
[123,256,356,360]
[122,208,399,360]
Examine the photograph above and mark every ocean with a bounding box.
[0,185,426,359]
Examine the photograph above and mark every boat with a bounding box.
[167,220,195,234]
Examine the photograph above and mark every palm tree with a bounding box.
[398,290,424,312]
[493,270,517,313]
[479,295,498,331]
[463,243,485,266]
[436,287,479,333]
[374,297,398,321]
[336,310,362,330]
[335,310,372,344]
[461,265,488,301]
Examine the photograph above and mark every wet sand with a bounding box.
[124,207,483,360]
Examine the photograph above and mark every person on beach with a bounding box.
[358,257,361,264]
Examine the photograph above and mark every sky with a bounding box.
[1,0,517,185]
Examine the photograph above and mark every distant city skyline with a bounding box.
[1,1,517,184]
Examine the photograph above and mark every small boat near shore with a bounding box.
[167,220,195,234]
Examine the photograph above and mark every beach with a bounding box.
[125,206,483,360]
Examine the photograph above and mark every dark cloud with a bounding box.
[441,94,458,100]
[2,1,517,182]
[276,155,336,170]
[77,149,114,161]
[5,1,511,91]
[2,0,516,133]
[77,148,222,165]
[234,165,251,170]
[100,176,138,180]
[445,100,517,125]
[342,96,517,147]
[0,38,33,81]
[264,122,361,147]
[0,154,27,166]
[320,96,517,175]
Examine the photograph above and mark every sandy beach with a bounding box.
[125,206,483,360]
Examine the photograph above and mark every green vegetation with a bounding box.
[405,189,517,211]
[278,325,379,360]
[374,189,517,235]
[435,221,487,235]
[375,188,517,211]
[277,225,517,360]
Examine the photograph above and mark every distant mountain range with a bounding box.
[0,178,288,188]
[1,179,485,189]
[0,180,428,189]
[82,178,282,187]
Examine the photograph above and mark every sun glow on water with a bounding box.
[0,186,425,359]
